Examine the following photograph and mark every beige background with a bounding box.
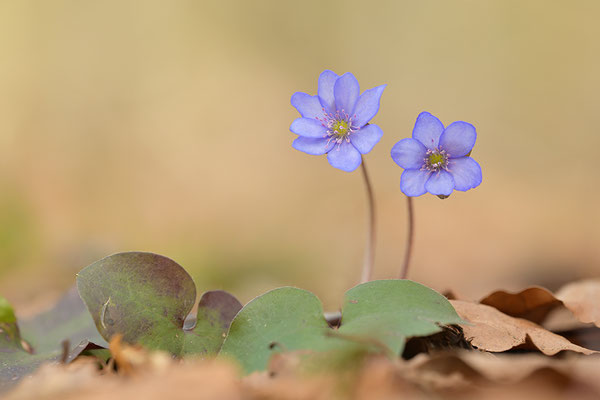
[1,0,599,311]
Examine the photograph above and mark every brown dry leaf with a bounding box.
[5,358,104,400]
[556,280,600,328]
[108,334,171,376]
[266,350,314,378]
[477,280,600,331]
[353,357,425,400]
[6,357,243,400]
[408,351,600,399]
[6,347,600,400]
[450,300,596,355]
[479,286,563,323]
[243,371,336,400]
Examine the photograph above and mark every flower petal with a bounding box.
[350,124,383,154]
[353,85,386,127]
[292,136,334,155]
[391,138,427,169]
[439,121,477,158]
[449,156,482,191]
[412,112,445,149]
[400,169,430,197]
[291,92,324,120]
[334,72,360,115]
[318,70,339,114]
[290,117,327,138]
[327,141,362,172]
[425,170,455,196]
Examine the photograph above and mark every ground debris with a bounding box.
[4,341,600,400]
[477,279,600,330]
[450,300,597,355]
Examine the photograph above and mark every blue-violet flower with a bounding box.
[391,112,482,197]
[290,70,386,172]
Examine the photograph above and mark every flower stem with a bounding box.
[399,195,414,279]
[360,159,376,284]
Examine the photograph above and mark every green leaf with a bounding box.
[182,290,242,355]
[219,287,332,374]
[0,296,21,350]
[19,289,106,356]
[0,297,17,323]
[76,252,241,356]
[220,280,464,373]
[0,289,106,393]
[338,280,465,354]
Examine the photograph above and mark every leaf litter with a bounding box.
[4,275,600,399]
[450,300,595,355]
[5,341,600,400]
[479,279,600,328]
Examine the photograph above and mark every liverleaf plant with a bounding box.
[220,280,464,374]
[2,73,485,389]
[76,252,242,356]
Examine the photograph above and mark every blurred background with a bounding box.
[1,0,599,313]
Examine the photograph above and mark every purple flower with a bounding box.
[391,112,482,197]
[290,70,386,172]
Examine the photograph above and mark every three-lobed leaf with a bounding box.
[76,252,241,356]
[220,280,464,373]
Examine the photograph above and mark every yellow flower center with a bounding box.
[428,152,445,167]
[423,148,450,171]
[331,120,349,138]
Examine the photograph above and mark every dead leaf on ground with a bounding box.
[450,300,596,355]
[108,334,172,376]
[477,280,600,331]
[479,287,562,324]
[6,346,600,400]
[353,357,425,400]
[408,351,600,399]
[6,357,242,400]
[556,280,600,328]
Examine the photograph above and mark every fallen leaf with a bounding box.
[108,334,172,376]
[477,280,600,331]
[6,357,242,400]
[556,280,600,328]
[479,287,562,324]
[353,357,422,400]
[408,351,600,398]
[554,327,600,351]
[450,300,596,355]
[6,345,600,400]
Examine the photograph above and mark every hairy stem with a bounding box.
[360,159,376,283]
[399,195,414,279]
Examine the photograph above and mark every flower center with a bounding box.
[331,120,349,138]
[316,109,358,145]
[423,148,450,172]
